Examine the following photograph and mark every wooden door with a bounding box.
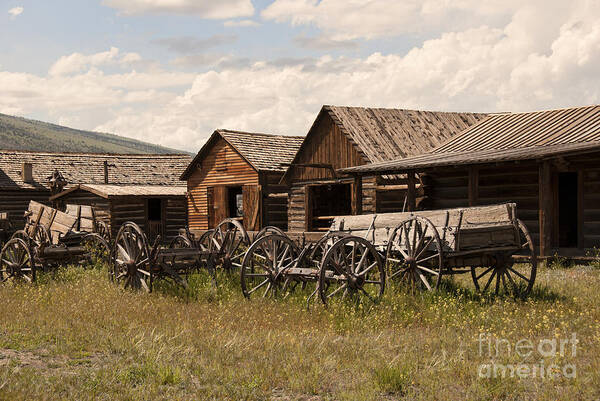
[243,184,261,231]
[210,186,228,228]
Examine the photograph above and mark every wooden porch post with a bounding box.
[468,167,479,206]
[352,175,363,215]
[538,161,553,257]
[406,171,416,212]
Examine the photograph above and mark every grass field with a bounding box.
[0,263,599,400]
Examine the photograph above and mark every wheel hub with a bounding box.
[126,260,137,276]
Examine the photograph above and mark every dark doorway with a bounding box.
[308,183,352,231]
[558,172,578,248]
[147,198,163,242]
[227,186,243,218]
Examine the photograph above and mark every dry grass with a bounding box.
[0,263,599,400]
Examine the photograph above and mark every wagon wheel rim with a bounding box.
[0,238,35,283]
[95,221,111,242]
[240,234,298,299]
[471,220,537,297]
[319,236,385,305]
[307,232,344,268]
[112,222,151,292]
[82,233,110,268]
[169,235,192,249]
[32,225,51,247]
[254,226,286,242]
[196,229,214,252]
[385,216,443,292]
[210,219,250,271]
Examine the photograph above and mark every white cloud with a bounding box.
[8,6,23,19]
[49,47,147,76]
[224,19,260,27]
[1,1,599,152]
[102,0,254,19]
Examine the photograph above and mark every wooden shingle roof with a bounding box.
[180,129,304,179]
[324,105,488,162]
[50,184,187,200]
[0,150,191,190]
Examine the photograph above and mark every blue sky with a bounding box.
[1,1,599,151]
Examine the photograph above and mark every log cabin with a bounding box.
[49,184,186,243]
[339,104,600,258]
[180,129,304,233]
[282,105,487,232]
[0,151,191,234]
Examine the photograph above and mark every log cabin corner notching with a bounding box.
[180,130,304,233]
[339,104,600,258]
[282,105,488,232]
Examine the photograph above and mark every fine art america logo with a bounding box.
[477,333,578,380]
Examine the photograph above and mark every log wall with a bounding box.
[0,189,50,229]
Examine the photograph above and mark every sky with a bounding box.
[1,1,599,152]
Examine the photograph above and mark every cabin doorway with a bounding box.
[146,198,163,242]
[307,183,352,231]
[557,172,578,248]
[208,185,261,230]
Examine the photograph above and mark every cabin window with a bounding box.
[558,172,578,248]
[228,186,243,218]
[147,198,162,221]
[308,183,352,231]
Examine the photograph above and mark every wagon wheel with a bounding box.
[241,234,299,298]
[209,219,250,271]
[319,236,385,305]
[82,233,110,268]
[111,222,152,291]
[0,238,35,283]
[95,221,111,242]
[254,226,286,241]
[308,232,345,267]
[169,235,192,249]
[196,229,214,251]
[471,220,537,297]
[386,216,443,291]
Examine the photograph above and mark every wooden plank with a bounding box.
[351,175,362,215]
[243,184,261,231]
[406,172,416,211]
[212,185,228,227]
[468,166,479,206]
[538,161,553,257]
[578,169,584,249]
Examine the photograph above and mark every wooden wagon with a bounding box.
[0,201,110,283]
[240,202,536,305]
[110,218,281,291]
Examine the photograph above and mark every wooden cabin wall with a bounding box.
[110,197,146,240]
[288,185,307,232]
[287,113,367,182]
[570,153,600,249]
[426,170,470,210]
[0,189,50,229]
[261,172,288,230]
[165,197,188,241]
[53,189,111,224]
[477,164,540,246]
[186,137,258,230]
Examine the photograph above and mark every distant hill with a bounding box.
[0,113,185,154]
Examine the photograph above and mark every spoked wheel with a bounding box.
[0,238,35,283]
[318,236,385,305]
[241,234,299,299]
[308,232,345,268]
[471,220,537,297]
[254,226,286,241]
[209,219,250,271]
[10,230,30,242]
[112,222,152,291]
[386,216,444,291]
[169,235,192,249]
[95,221,111,243]
[82,233,110,267]
[196,229,214,251]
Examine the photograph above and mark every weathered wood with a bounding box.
[538,161,553,257]
[406,172,416,211]
[352,175,362,215]
[468,167,479,206]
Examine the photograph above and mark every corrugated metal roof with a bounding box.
[180,129,304,179]
[0,151,191,190]
[435,104,600,153]
[325,105,488,162]
[339,140,600,174]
